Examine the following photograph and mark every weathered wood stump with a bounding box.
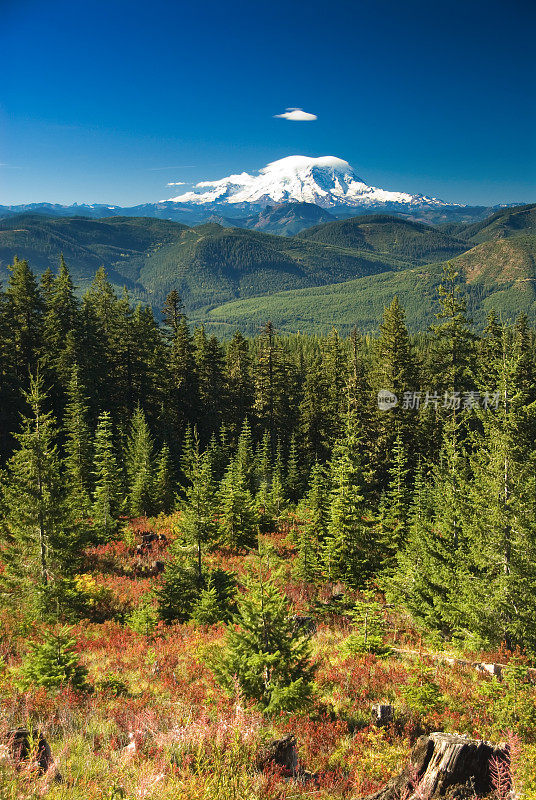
[5,729,62,782]
[371,704,393,728]
[363,732,508,799]
[255,734,298,776]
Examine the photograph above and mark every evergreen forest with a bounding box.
[2,253,536,798]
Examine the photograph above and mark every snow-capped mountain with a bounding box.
[167,155,448,209]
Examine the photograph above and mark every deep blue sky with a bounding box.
[1,0,535,206]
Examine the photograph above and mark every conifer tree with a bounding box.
[17,626,90,692]
[191,578,222,625]
[40,267,54,304]
[477,310,503,389]
[43,256,81,392]
[255,431,272,489]
[345,590,390,655]
[156,552,200,623]
[178,447,217,584]
[225,330,254,440]
[153,443,175,514]
[191,572,236,626]
[92,411,122,540]
[269,441,286,520]
[254,322,292,451]
[205,426,231,481]
[83,267,118,340]
[0,280,19,460]
[211,557,314,712]
[391,419,468,636]
[428,262,476,395]
[324,327,348,429]
[6,257,43,384]
[294,462,328,581]
[125,405,154,517]
[235,418,256,493]
[459,351,536,651]
[63,364,92,520]
[180,424,196,484]
[285,433,302,503]
[324,415,377,586]
[379,432,412,566]
[128,303,167,424]
[194,325,226,440]
[299,353,332,463]
[162,289,184,334]
[218,457,257,550]
[162,291,198,438]
[82,269,122,416]
[370,297,418,489]
[1,374,75,607]
[347,327,372,426]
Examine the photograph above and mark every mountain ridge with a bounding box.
[1,205,534,330]
[200,231,536,335]
[1,155,517,230]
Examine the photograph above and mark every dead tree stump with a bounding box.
[363,732,509,799]
[5,729,62,782]
[255,734,299,776]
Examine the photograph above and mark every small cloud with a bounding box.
[274,107,317,122]
[166,181,188,186]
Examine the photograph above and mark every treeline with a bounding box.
[2,255,536,653]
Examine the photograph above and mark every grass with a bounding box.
[1,515,536,799]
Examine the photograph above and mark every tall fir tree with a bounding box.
[63,364,92,520]
[324,414,377,586]
[92,411,122,541]
[0,374,77,610]
[163,291,198,443]
[459,349,536,651]
[294,461,328,581]
[153,443,175,514]
[427,262,476,396]
[225,330,254,441]
[370,297,418,490]
[125,405,155,517]
[6,257,43,384]
[218,456,257,550]
[42,256,81,396]
[178,446,217,585]
[378,432,412,567]
[194,326,227,441]
[391,419,469,636]
[299,353,332,464]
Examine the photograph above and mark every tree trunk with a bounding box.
[362,732,509,800]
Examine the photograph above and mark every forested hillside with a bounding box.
[204,234,536,335]
[2,254,536,797]
[2,253,536,648]
[1,206,534,329]
[0,214,408,310]
[298,214,467,262]
[460,202,536,244]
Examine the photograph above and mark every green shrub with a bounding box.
[16,625,91,693]
[344,591,391,656]
[96,672,130,696]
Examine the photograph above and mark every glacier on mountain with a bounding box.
[167,155,447,209]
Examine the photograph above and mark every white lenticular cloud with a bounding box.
[274,108,318,121]
[166,181,188,186]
